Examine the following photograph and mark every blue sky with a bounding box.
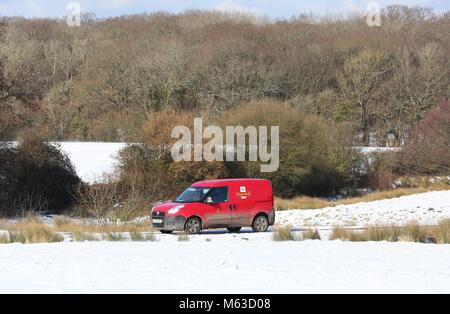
[0,0,448,19]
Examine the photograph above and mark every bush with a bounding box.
[365,152,397,191]
[118,110,231,201]
[400,100,450,175]
[222,101,363,197]
[117,102,364,200]
[74,180,150,221]
[0,138,80,215]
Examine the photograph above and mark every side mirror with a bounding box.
[206,197,214,204]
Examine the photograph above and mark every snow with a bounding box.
[55,142,127,184]
[277,190,450,228]
[356,146,401,154]
[1,239,450,293]
[2,141,450,293]
[51,142,399,183]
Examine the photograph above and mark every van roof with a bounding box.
[192,179,270,187]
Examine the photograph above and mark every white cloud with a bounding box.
[215,0,259,14]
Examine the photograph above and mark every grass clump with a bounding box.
[73,232,97,242]
[364,226,401,242]
[105,233,125,241]
[129,232,157,242]
[272,226,322,241]
[403,223,428,243]
[1,219,64,244]
[329,227,357,241]
[178,233,190,242]
[0,233,10,244]
[275,185,450,210]
[434,219,450,244]
[301,228,321,240]
[330,223,438,244]
[272,226,296,241]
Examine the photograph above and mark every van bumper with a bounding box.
[268,209,276,226]
[152,215,187,231]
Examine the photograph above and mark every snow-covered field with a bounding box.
[56,142,126,183]
[277,190,450,228]
[2,142,450,293]
[1,239,450,294]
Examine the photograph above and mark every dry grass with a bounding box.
[275,197,330,210]
[275,185,450,210]
[329,226,361,241]
[272,225,297,241]
[52,218,153,234]
[302,228,321,241]
[433,220,450,244]
[0,233,10,244]
[73,232,97,242]
[129,232,157,242]
[104,233,125,241]
[178,233,190,242]
[0,218,64,244]
[330,222,443,244]
[0,216,155,244]
[272,226,321,241]
[363,226,402,242]
[402,223,428,243]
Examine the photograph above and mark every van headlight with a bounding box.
[168,205,184,214]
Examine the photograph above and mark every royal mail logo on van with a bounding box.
[236,186,251,199]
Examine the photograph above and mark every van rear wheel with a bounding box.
[252,215,269,232]
[227,227,242,233]
[185,217,202,234]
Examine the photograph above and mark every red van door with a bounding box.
[203,186,232,228]
[229,183,253,226]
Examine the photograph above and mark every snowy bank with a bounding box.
[277,190,450,228]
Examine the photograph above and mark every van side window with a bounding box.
[207,187,229,203]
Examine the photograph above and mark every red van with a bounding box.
[151,179,275,234]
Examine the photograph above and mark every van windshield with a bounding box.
[175,187,211,203]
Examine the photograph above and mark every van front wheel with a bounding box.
[252,215,269,232]
[185,217,202,234]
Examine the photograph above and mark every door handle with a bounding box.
[228,205,233,210]
[233,204,237,210]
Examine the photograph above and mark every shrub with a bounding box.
[118,110,230,201]
[400,100,450,175]
[365,152,397,191]
[74,180,150,221]
[222,101,363,197]
[0,138,80,215]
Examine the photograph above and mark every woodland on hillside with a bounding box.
[0,6,448,146]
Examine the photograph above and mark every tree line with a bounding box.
[0,6,448,146]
